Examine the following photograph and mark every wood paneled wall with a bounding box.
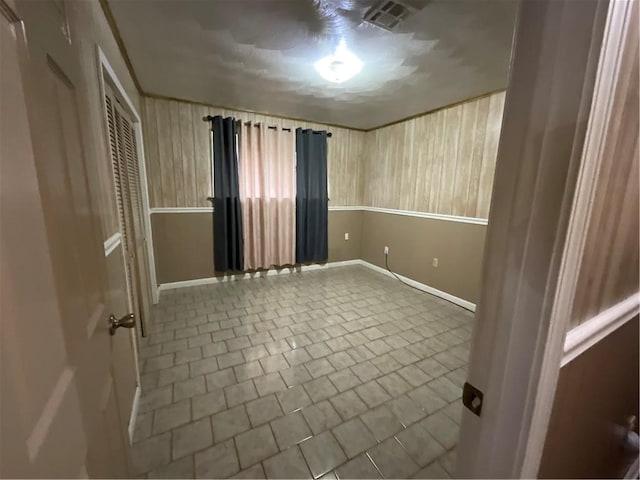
[571,9,639,326]
[363,91,505,219]
[142,97,367,208]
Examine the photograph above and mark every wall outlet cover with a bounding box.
[384,246,389,254]
[344,233,349,241]
[432,258,439,268]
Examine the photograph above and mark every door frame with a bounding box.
[522,0,638,475]
[96,45,158,306]
[457,0,636,477]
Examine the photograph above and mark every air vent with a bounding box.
[364,0,416,31]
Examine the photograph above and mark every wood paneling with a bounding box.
[572,10,639,326]
[363,92,505,219]
[142,97,367,208]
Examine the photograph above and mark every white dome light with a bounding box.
[314,39,363,84]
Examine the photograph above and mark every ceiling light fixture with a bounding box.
[314,39,363,84]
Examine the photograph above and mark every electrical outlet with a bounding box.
[432,257,439,268]
[384,246,389,255]
[344,233,349,241]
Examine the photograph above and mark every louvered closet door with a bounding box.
[120,107,152,335]
[104,85,148,337]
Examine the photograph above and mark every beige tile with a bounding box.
[260,353,290,373]
[305,358,336,378]
[148,455,194,479]
[192,389,227,419]
[131,432,171,476]
[234,360,264,382]
[218,351,245,370]
[172,418,213,459]
[195,439,240,478]
[211,405,250,442]
[328,369,362,393]
[235,424,279,469]
[304,376,338,403]
[263,445,312,479]
[225,380,258,407]
[271,411,313,449]
[336,454,382,479]
[396,422,446,468]
[232,463,266,479]
[330,390,368,420]
[354,381,391,409]
[206,368,236,391]
[277,385,312,413]
[174,375,206,402]
[367,437,420,478]
[360,405,404,441]
[280,365,312,387]
[333,418,377,459]
[246,394,283,426]
[420,411,460,449]
[152,400,191,434]
[300,431,347,478]
[302,401,342,435]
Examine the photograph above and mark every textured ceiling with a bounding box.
[107,0,517,130]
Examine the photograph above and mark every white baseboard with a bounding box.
[562,294,639,366]
[127,386,141,444]
[157,260,362,292]
[157,259,476,312]
[358,260,476,312]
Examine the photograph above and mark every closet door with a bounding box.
[104,86,147,336]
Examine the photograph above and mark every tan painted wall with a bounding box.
[152,210,363,284]
[538,316,639,478]
[360,211,486,303]
[142,97,367,208]
[363,91,505,218]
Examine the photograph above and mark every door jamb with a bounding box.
[521,0,637,475]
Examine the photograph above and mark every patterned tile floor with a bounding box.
[132,266,472,479]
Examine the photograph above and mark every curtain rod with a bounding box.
[204,115,332,137]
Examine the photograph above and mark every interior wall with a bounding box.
[141,96,367,208]
[142,93,504,302]
[363,91,505,218]
[360,212,486,304]
[538,316,640,479]
[151,210,362,284]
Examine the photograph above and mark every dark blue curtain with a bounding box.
[296,128,328,264]
[212,116,243,272]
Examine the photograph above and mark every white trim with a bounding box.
[520,1,635,476]
[359,260,476,312]
[103,232,121,257]
[97,48,139,123]
[149,205,488,225]
[96,45,158,305]
[151,207,211,214]
[361,206,488,225]
[157,259,476,312]
[562,294,639,367]
[127,385,141,444]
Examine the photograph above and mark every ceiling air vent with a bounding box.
[364,0,416,31]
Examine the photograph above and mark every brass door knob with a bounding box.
[109,313,136,336]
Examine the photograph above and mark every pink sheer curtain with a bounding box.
[238,124,296,270]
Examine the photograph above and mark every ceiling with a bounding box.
[107,0,517,130]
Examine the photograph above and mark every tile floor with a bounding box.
[132,266,472,479]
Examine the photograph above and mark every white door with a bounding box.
[0,1,137,477]
[456,0,613,477]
